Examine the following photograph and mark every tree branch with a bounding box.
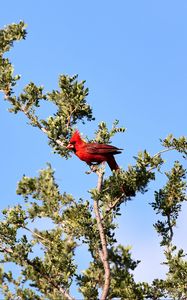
[93,169,110,300]
[148,147,176,172]
[167,213,174,243]
[0,235,74,300]
[24,226,50,248]
[21,106,65,147]
[4,94,65,148]
[152,147,176,159]
[103,192,126,219]
[0,239,13,254]
[103,147,176,219]
[25,257,75,300]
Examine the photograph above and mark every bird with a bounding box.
[66,130,122,171]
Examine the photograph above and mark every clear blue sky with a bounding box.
[0,0,187,295]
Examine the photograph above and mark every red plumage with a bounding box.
[66,130,122,171]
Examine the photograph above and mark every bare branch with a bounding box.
[148,147,176,173]
[152,147,176,159]
[93,169,110,300]
[66,106,78,129]
[58,287,75,300]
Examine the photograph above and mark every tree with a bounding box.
[0,21,186,300]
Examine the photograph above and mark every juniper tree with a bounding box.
[0,22,186,300]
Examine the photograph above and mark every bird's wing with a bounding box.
[86,143,123,155]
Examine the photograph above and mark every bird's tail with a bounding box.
[107,156,120,171]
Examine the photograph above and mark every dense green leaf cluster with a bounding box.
[162,134,187,157]
[93,120,126,144]
[0,21,26,54]
[0,21,26,96]
[0,22,26,96]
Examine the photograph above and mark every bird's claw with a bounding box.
[90,165,99,172]
[85,163,100,174]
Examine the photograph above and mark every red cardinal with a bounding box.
[66,130,122,171]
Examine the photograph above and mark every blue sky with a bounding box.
[0,0,187,296]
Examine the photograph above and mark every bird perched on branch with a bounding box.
[66,130,122,171]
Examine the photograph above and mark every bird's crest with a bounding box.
[70,130,81,143]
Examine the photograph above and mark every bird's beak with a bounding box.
[66,143,74,150]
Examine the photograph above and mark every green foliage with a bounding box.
[0,56,20,96]
[0,21,26,96]
[47,74,93,125]
[8,82,46,114]
[0,21,26,55]
[108,245,143,299]
[162,134,187,157]
[0,21,187,300]
[150,159,187,299]
[17,164,76,222]
[95,150,162,221]
[151,161,186,246]
[43,74,94,156]
[163,247,187,299]
[93,120,126,144]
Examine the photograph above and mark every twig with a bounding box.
[103,193,126,219]
[24,226,50,248]
[167,213,174,242]
[0,239,13,254]
[59,287,75,300]
[152,147,176,159]
[93,169,110,300]
[4,95,65,148]
[21,106,65,147]
[147,147,176,173]
[66,107,77,129]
